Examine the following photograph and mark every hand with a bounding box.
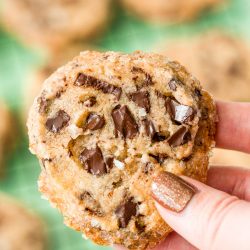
[116,101,250,250]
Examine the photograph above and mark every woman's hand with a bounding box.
[116,101,250,250]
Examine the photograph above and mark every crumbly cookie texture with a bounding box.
[23,44,91,123]
[161,32,250,101]
[0,102,14,177]
[121,0,223,23]
[28,51,216,249]
[0,194,46,250]
[1,0,110,50]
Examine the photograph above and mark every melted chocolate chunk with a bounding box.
[131,67,153,85]
[115,198,137,228]
[149,154,167,164]
[135,215,146,233]
[37,96,50,114]
[83,97,97,107]
[142,119,167,142]
[152,132,167,142]
[79,146,107,176]
[105,157,114,171]
[166,98,195,124]
[75,73,122,100]
[142,119,156,138]
[112,105,138,139]
[168,126,191,147]
[85,113,105,131]
[45,110,70,133]
[129,90,150,112]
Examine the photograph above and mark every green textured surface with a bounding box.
[0,0,249,249]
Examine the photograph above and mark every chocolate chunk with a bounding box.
[143,162,154,174]
[131,67,153,85]
[37,96,50,114]
[142,119,167,142]
[135,215,146,232]
[168,79,177,91]
[155,90,167,99]
[75,73,122,100]
[105,157,114,171]
[85,113,105,131]
[83,97,96,107]
[129,90,150,112]
[149,154,167,164]
[194,88,202,98]
[152,132,167,142]
[45,110,70,133]
[79,146,107,176]
[115,198,137,228]
[112,105,138,139]
[168,126,191,147]
[166,98,195,124]
[142,119,156,138]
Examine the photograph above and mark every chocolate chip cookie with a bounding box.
[0,102,14,177]
[121,0,223,23]
[0,194,46,250]
[1,0,111,50]
[27,51,216,249]
[161,32,250,101]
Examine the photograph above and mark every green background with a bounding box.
[0,0,249,249]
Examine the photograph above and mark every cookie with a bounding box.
[27,51,216,249]
[0,102,14,177]
[121,0,223,23]
[23,44,92,123]
[0,194,46,250]
[1,0,111,50]
[211,149,250,168]
[161,32,250,101]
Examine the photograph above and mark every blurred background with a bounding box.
[0,0,250,249]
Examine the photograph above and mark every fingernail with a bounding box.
[151,171,196,212]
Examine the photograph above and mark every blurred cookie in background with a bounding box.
[160,32,250,101]
[211,149,250,168]
[121,0,224,23]
[0,194,46,250]
[23,44,94,124]
[1,0,111,51]
[0,102,15,177]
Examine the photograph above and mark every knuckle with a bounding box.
[203,195,239,250]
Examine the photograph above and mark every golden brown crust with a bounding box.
[28,51,216,249]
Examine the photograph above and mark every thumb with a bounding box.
[151,171,250,250]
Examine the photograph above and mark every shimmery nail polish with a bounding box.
[151,171,196,212]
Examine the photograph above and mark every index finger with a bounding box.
[216,101,250,153]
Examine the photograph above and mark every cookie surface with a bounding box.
[121,0,223,23]
[1,0,110,50]
[28,51,216,249]
[23,44,91,123]
[0,102,14,177]
[0,194,46,250]
[161,32,250,101]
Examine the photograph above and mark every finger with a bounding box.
[151,232,197,250]
[152,172,250,250]
[207,166,250,201]
[114,233,196,250]
[216,101,250,153]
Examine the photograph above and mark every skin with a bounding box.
[115,101,250,250]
